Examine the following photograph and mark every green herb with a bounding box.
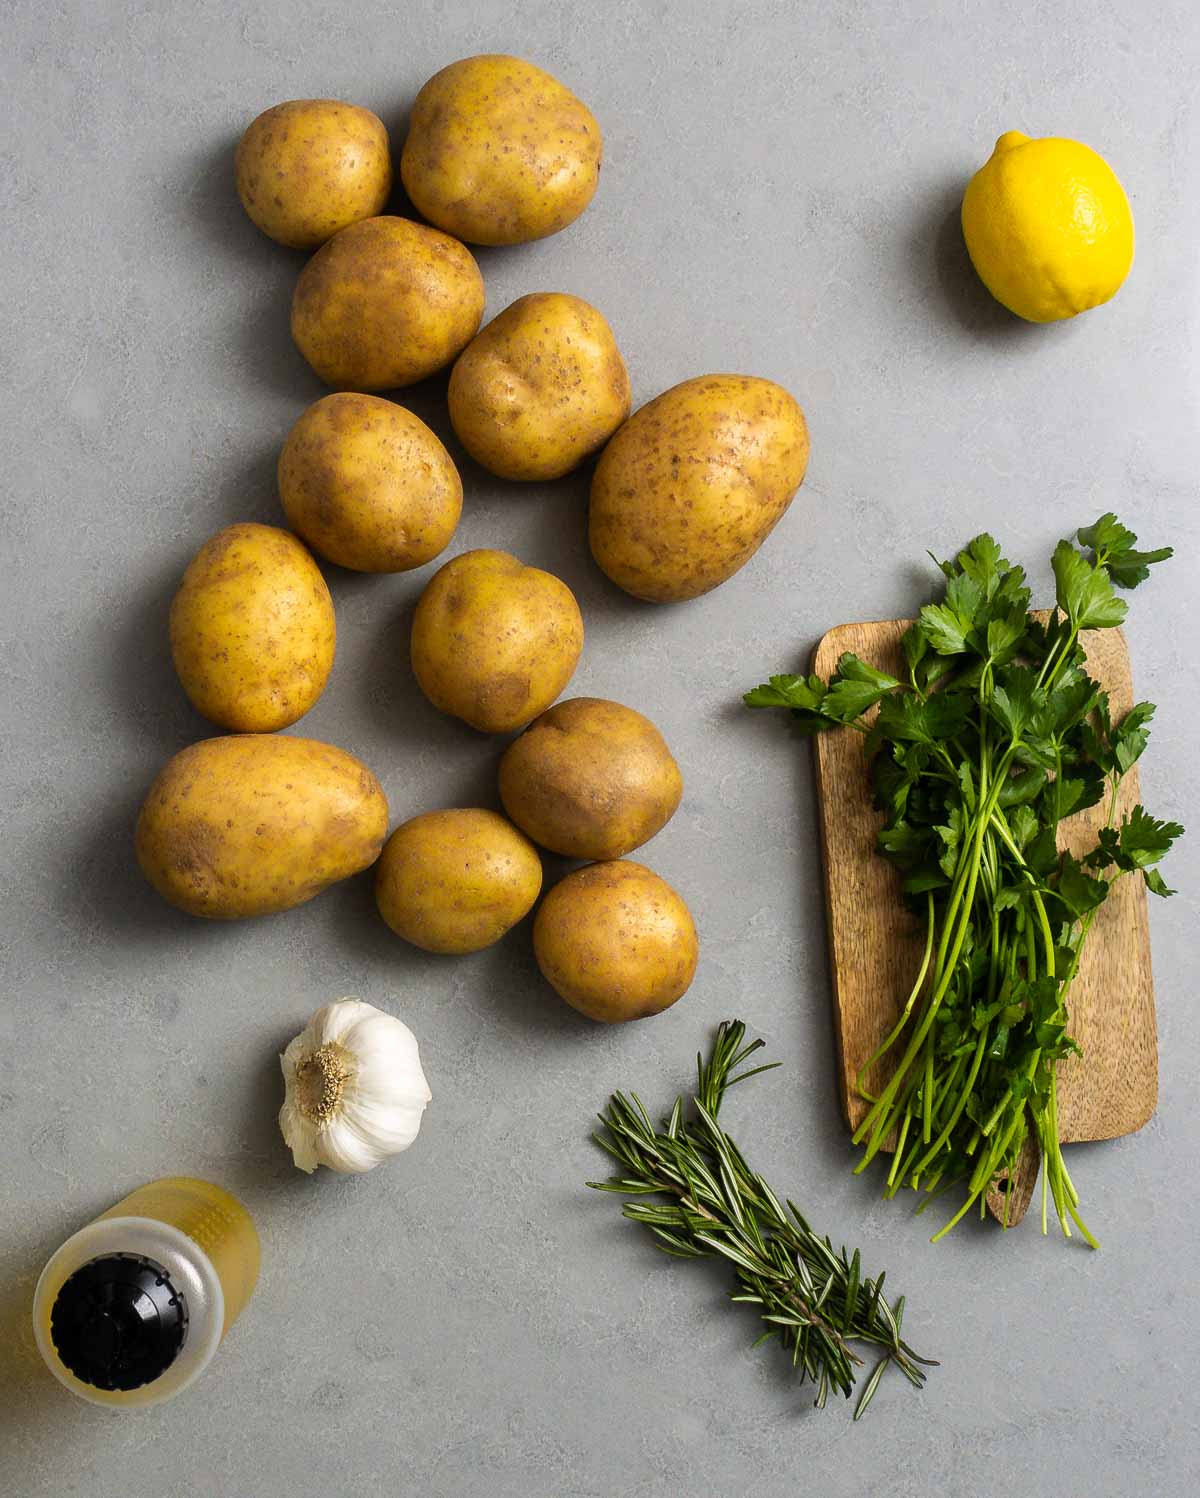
[588,1020,936,1417]
[746,516,1181,1245]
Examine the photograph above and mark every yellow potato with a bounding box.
[532,860,698,1023]
[135,735,388,919]
[235,99,392,250]
[278,393,462,572]
[400,55,602,246]
[589,374,810,602]
[447,293,631,481]
[291,216,484,390]
[410,549,584,733]
[170,522,335,733]
[499,697,681,860]
[375,808,542,953]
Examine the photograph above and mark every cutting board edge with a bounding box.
[810,620,898,1133]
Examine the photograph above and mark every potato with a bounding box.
[410,549,584,733]
[170,522,335,733]
[374,808,542,953]
[235,99,392,250]
[291,216,484,390]
[278,393,462,572]
[499,698,681,860]
[400,55,602,246]
[447,293,631,481]
[533,861,698,1023]
[589,374,810,602]
[135,735,387,919]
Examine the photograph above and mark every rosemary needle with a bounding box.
[588,1020,937,1418]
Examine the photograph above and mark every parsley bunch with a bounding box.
[746,516,1181,1244]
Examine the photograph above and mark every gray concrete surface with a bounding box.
[2,2,1197,1494]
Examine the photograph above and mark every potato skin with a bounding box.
[278,393,462,572]
[375,808,542,953]
[291,216,484,390]
[169,522,335,733]
[533,861,698,1023]
[410,549,584,733]
[400,55,602,246]
[589,374,810,602]
[499,698,681,860]
[235,99,392,250]
[448,293,631,481]
[135,735,388,919]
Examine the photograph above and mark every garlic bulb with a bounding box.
[279,999,431,1174]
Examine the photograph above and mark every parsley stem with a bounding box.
[853,754,1016,1163]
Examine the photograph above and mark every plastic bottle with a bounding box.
[32,1176,260,1408]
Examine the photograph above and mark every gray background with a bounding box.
[2,1,1197,1494]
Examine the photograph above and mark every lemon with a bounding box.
[961,131,1134,323]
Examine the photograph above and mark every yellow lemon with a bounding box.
[961,131,1134,323]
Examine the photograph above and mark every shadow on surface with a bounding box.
[66,784,240,950]
[179,134,323,403]
[513,461,671,643]
[0,1216,118,1456]
[215,437,284,527]
[916,183,1033,343]
[227,286,326,404]
[385,368,462,460]
[180,131,304,268]
[464,918,587,1040]
[220,1028,304,1196]
[106,553,208,756]
[357,584,456,751]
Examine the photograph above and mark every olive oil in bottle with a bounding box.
[32,1176,259,1408]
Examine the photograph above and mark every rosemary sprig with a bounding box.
[588,1020,937,1418]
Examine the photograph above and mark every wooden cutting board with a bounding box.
[811,619,1158,1227]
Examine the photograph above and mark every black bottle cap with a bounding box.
[49,1253,189,1392]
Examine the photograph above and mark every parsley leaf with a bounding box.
[1115,805,1184,869]
[823,653,901,721]
[990,667,1043,741]
[1052,853,1110,920]
[744,674,824,711]
[876,691,971,745]
[954,533,1007,598]
[1113,701,1155,775]
[919,602,972,656]
[1143,867,1176,898]
[1052,539,1128,631]
[1009,804,1038,850]
[1078,512,1174,590]
[985,612,1026,667]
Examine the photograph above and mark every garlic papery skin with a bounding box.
[279,999,432,1174]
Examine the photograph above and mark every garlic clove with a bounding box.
[278,999,431,1175]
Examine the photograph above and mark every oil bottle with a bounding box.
[32,1176,260,1408]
